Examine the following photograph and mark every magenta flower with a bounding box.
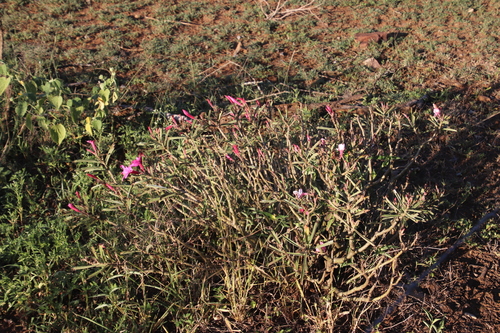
[325,105,334,117]
[225,95,244,106]
[315,241,327,253]
[232,145,241,159]
[68,203,84,214]
[105,183,117,192]
[257,148,265,160]
[130,153,145,172]
[225,154,235,162]
[293,189,309,199]
[86,140,98,155]
[432,103,441,118]
[165,124,175,131]
[338,143,345,159]
[298,208,309,215]
[207,99,215,109]
[120,165,139,180]
[182,109,196,120]
[86,173,100,181]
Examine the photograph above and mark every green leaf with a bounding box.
[99,88,110,104]
[26,114,33,131]
[37,116,49,130]
[48,95,63,110]
[0,76,11,95]
[41,81,51,94]
[92,118,102,133]
[25,81,38,102]
[70,106,84,123]
[0,63,8,76]
[15,101,28,117]
[49,124,66,145]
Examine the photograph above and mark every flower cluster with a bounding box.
[121,153,145,180]
[432,103,442,118]
[68,141,148,214]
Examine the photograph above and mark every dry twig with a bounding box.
[258,0,321,20]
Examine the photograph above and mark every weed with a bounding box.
[423,308,446,333]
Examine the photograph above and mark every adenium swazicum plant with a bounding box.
[66,97,436,323]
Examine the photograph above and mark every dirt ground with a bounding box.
[1,1,500,332]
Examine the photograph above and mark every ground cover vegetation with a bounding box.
[0,0,499,332]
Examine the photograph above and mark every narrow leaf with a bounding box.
[26,114,33,131]
[85,117,93,135]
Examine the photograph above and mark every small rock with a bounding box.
[362,57,382,69]
[477,95,492,103]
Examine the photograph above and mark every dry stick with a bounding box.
[364,209,500,333]
[198,60,241,83]
[274,2,320,20]
[144,16,200,26]
[0,22,3,61]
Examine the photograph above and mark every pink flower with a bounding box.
[165,125,175,131]
[105,183,117,192]
[225,95,244,106]
[130,153,145,172]
[257,148,265,160]
[225,154,235,162]
[325,105,334,117]
[86,140,98,155]
[182,109,196,120]
[432,103,441,118]
[298,208,309,215]
[315,241,327,253]
[207,99,215,109]
[68,203,84,214]
[293,144,300,153]
[86,173,100,181]
[120,165,139,180]
[232,145,241,159]
[293,189,309,199]
[338,143,345,159]
[75,191,81,200]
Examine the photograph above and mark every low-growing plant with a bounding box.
[57,96,443,331]
[0,63,118,156]
[423,308,446,333]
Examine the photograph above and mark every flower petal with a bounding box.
[130,153,145,172]
[68,203,83,214]
[182,109,196,120]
